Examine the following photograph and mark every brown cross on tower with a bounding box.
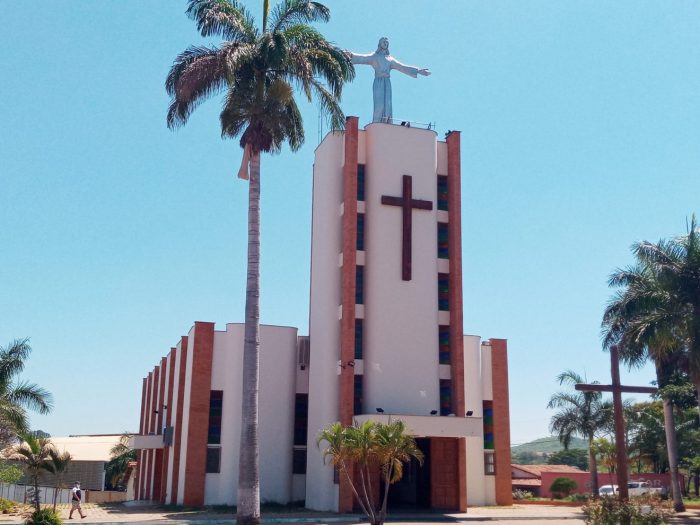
[575,346,657,504]
[381,175,433,281]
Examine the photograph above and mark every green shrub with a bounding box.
[24,508,63,525]
[512,489,534,500]
[565,492,590,502]
[549,477,578,499]
[0,497,16,513]
[582,494,672,525]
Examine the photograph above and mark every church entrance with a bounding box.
[385,438,431,510]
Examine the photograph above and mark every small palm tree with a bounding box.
[317,420,423,525]
[0,339,53,435]
[166,3,352,523]
[547,370,613,498]
[48,449,71,511]
[105,433,135,490]
[11,433,55,511]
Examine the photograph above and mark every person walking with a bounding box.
[68,481,86,519]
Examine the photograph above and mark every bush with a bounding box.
[582,494,672,525]
[549,477,578,499]
[24,508,63,525]
[512,489,534,500]
[0,497,16,514]
[565,493,591,502]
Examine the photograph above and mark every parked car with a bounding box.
[598,482,666,498]
[599,484,618,497]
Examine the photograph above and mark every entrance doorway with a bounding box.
[385,437,431,509]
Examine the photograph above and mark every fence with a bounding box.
[0,483,75,505]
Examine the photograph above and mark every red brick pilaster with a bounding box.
[490,339,512,505]
[149,367,159,435]
[157,356,167,434]
[446,130,465,416]
[339,116,359,513]
[170,336,188,504]
[183,322,215,506]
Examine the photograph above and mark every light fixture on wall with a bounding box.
[376,408,384,414]
[466,410,473,416]
[430,410,438,415]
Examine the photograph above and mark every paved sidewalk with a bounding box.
[1,503,699,524]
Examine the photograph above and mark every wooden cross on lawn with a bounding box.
[381,175,433,281]
[575,346,657,502]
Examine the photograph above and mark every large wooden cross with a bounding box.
[381,175,433,281]
[575,346,657,502]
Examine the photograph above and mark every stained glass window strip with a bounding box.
[355,319,363,359]
[207,390,223,445]
[483,400,494,450]
[437,175,448,211]
[356,266,364,304]
[437,222,449,259]
[357,164,365,201]
[354,375,363,415]
[357,214,365,251]
[440,379,452,416]
[438,273,449,311]
[438,325,450,364]
[294,394,308,446]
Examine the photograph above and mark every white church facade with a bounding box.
[132,118,513,510]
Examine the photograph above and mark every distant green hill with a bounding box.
[511,436,588,464]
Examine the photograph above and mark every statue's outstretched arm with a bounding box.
[390,58,431,78]
[346,51,375,66]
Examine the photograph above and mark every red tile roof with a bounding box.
[512,464,586,478]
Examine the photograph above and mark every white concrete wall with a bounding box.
[481,343,493,400]
[466,435,487,505]
[463,335,483,418]
[176,327,196,504]
[204,324,298,505]
[306,131,344,511]
[363,123,440,416]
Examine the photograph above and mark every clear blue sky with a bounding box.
[1,1,699,445]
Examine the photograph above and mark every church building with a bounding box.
[132,117,513,510]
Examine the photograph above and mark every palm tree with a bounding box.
[603,258,689,511]
[317,420,423,525]
[105,432,135,490]
[0,339,53,435]
[48,449,71,511]
[11,433,55,511]
[547,370,614,498]
[166,2,352,523]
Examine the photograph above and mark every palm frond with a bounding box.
[270,0,330,33]
[186,0,257,42]
[7,381,53,415]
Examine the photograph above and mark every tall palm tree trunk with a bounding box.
[237,150,261,525]
[661,397,684,511]
[588,436,599,498]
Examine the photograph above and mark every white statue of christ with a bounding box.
[347,37,431,124]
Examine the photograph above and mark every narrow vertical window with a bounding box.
[354,375,363,415]
[294,394,308,446]
[206,447,221,473]
[483,400,494,450]
[437,175,448,211]
[354,319,363,359]
[357,213,365,251]
[439,379,452,416]
[356,266,364,305]
[438,273,449,311]
[207,390,223,445]
[484,451,495,475]
[437,223,449,259]
[292,449,307,474]
[438,325,450,365]
[357,164,366,201]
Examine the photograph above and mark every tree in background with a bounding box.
[0,339,53,436]
[601,218,700,512]
[317,420,423,525]
[547,370,614,497]
[590,438,616,474]
[547,448,589,471]
[11,433,55,511]
[48,449,71,511]
[105,433,136,490]
[549,477,578,499]
[166,2,352,523]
